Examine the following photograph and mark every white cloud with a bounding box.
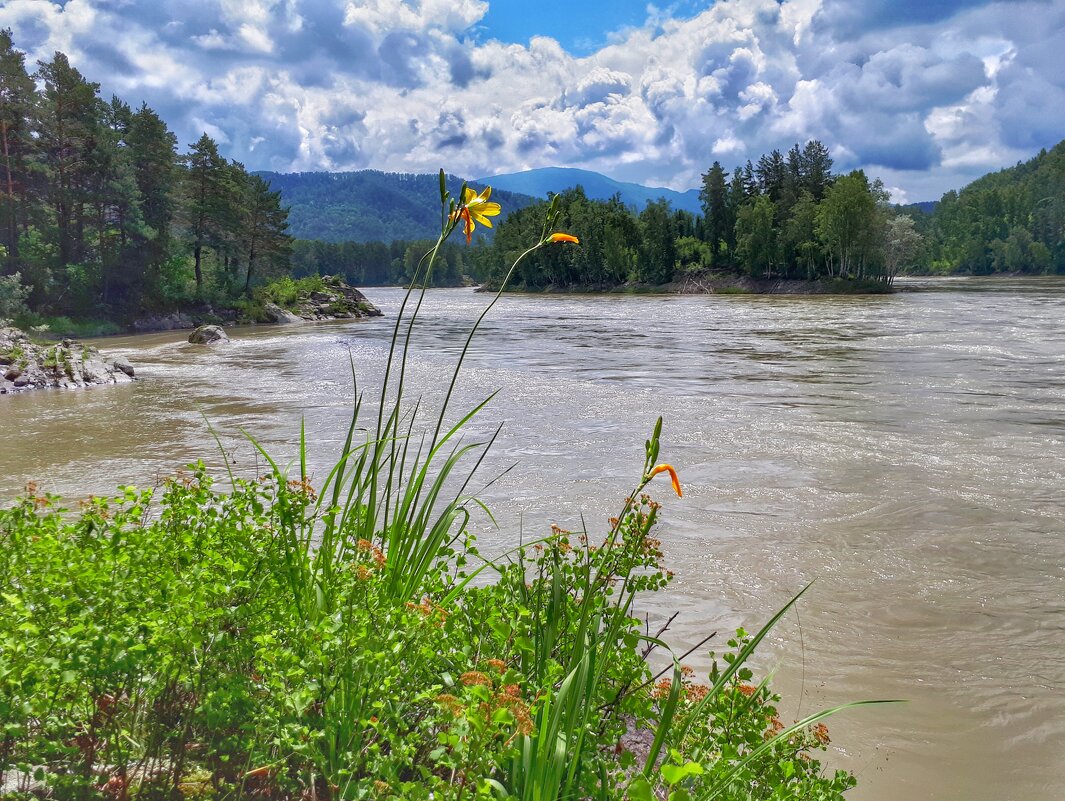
[1,0,1063,199]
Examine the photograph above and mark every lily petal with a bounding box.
[549,233,580,244]
[647,463,682,498]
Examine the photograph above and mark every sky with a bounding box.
[1,1,1063,202]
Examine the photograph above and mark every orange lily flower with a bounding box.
[549,232,580,244]
[647,463,682,497]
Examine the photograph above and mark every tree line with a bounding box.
[472,141,924,289]
[0,31,291,324]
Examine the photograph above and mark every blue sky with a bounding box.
[479,1,704,54]
[1,0,1063,201]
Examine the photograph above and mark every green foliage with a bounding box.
[260,274,326,308]
[815,171,889,281]
[474,142,908,288]
[474,188,644,288]
[736,196,778,278]
[913,140,1065,275]
[0,466,867,801]
[0,30,292,325]
[291,238,468,286]
[0,271,28,320]
[10,313,123,338]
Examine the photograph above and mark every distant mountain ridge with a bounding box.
[255,170,538,243]
[258,167,704,242]
[475,167,703,215]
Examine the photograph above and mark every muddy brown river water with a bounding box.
[2,277,1064,800]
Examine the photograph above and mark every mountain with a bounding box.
[919,139,1065,274]
[905,200,938,214]
[474,167,703,215]
[256,170,538,243]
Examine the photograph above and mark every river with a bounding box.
[3,277,1064,801]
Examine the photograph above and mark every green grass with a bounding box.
[0,177,893,800]
[13,314,124,339]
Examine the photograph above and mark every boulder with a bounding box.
[188,324,230,345]
[262,302,304,324]
[113,355,135,379]
[290,276,383,320]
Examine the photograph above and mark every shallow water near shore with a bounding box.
[3,276,1064,801]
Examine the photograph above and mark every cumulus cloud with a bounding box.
[1,0,1062,199]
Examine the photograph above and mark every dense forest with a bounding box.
[907,140,1065,274]
[471,141,924,289]
[290,238,470,287]
[259,171,535,243]
[0,31,291,329]
[283,143,1065,288]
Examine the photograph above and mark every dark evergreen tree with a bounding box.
[0,29,36,270]
[181,134,230,293]
[800,140,834,201]
[699,161,731,257]
[35,52,102,269]
[638,199,677,284]
[238,173,291,295]
[127,103,179,285]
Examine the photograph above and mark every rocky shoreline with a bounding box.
[2,278,384,393]
[0,327,135,394]
[133,276,382,333]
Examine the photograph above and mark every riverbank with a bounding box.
[9,276,383,341]
[481,273,895,295]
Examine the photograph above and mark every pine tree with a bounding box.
[699,161,731,257]
[638,199,677,284]
[237,173,291,295]
[181,134,230,293]
[89,96,145,306]
[35,52,103,269]
[127,103,179,293]
[800,140,834,201]
[0,30,36,270]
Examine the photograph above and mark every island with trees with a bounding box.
[470,141,923,293]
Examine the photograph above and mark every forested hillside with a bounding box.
[913,140,1065,274]
[0,31,291,329]
[258,171,536,242]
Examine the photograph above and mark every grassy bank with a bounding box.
[0,462,859,801]
[0,178,883,800]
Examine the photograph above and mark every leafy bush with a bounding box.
[259,275,327,309]
[0,272,30,322]
[0,470,859,800]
